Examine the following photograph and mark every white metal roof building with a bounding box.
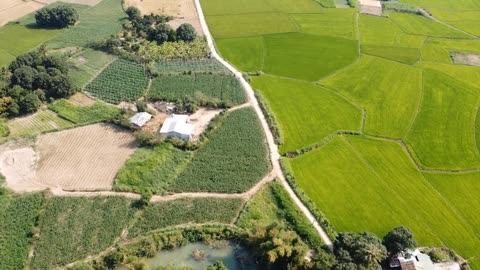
[129,112,152,128]
[159,114,194,140]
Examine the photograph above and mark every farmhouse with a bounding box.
[359,0,382,16]
[159,114,193,140]
[129,112,152,128]
[391,249,435,270]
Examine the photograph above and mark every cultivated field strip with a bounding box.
[35,124,137,191]
[7,110,74,138]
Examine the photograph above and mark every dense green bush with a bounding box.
[176,23,197,42]
[0,193,44,270]
[49,99,120,124]
[0,118,8,137]
[383,2,421,14]
[35,5,79,28]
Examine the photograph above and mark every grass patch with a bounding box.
[48,99,120,124]
[477,107,480,153]
[321,55,422,138]
[0,193,44,270]
[206,13,298,39]
[216,37,264,72]
[252,75,362,153]
[361,44,420,65]
[420,44,452,63]
[388,12,471,38]
[129,198,243,237]
[292,9,357,40]
[201,0,325,15]
[263,32,358,81]
[169,108,270,193]
[85,59,149,104]
[114,144,192,194]
[147,74,246,106]
[405,70,480,170]
[67,49,117,89]
[287,135,480,258]
[416,62,480,89]
[48,0,126,48]
[32,196,135,270]
[151,58,228,75]
[6,109,74,138]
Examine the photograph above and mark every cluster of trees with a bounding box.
[248,224,417,270]
[0,48,75,117]
[35,5,79,28]
[124,7,197,44]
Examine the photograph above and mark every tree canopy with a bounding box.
[35,5,79,28]
[176,23,197,42]
[383,226,417,255]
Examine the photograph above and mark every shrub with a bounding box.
[176,23,197,42]
[0,118,9,137]
[126,6,141,21]
[35,5,79,28]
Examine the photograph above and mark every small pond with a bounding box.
[147,241,258,270]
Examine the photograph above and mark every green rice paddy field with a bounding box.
[202,0,480,262]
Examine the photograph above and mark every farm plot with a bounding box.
[321,55,422,139]
[114,144,192,194]
[32,196,135,270]
[287,135,480,258]
[67,49,117,89]
[151,58,228,75]
[426,9,480,36]
[416,62,480,90]
[0,193,44,270]
[361,44,420,65]
[387,12,471,38]
[7,109,74,138]
[201,0,324,16]
[129,198,243,237]
[263,32,358,81]
[424,172,480,238]
[0,0,44,27]
[291,9,357,40]
[405,70,480,170]
[147,73,246,106]
[169,108,270,193]
[49,99,120,124]
[48,0,126,48]
[85,60,149,104]
[216,37,264,72]
[34,123,137,191]
[252,75,362,153]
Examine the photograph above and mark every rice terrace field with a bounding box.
[202,0,480,265]
[2,0,480,268]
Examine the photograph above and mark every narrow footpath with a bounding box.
[193,0,334,249]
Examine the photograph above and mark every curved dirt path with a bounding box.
[193,0,334,249]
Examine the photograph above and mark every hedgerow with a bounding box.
[169,108,270,193]
[31,196,135,270]
[0,193,44,270]
[129,198,244,237]
[147,73,246,108]
[85,59,149,104]
[49,99,120,124]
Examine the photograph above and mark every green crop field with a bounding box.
[321,55,422,138]
[6,109,74,138]
[203,0,480,261]
[114,144,192,194]
[129,198,243,237]
[169,108,270,193]
[287,136,480,257]
[151,58,228,75]
[85,59,149,104]
[405,70,480,170]
[32,196,135,270]
[147,73,246,106]
[252,75,362,153]
[67,49,117,88]
[0,193,44,270]
[48,0,126,48]
[48,99,120,124]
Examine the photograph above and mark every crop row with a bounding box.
[85,60,149,104]
[151,58,229,75]
[147,73,246,106]
[169,107,271,193]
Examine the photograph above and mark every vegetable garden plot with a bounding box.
[147,73,246,106]
[151,58,229,75]
[85,60,149,104]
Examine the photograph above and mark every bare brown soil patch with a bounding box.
[34,123,137,191]
[188,108,222,138]
[0,1,45,26]
[124,0,204,35]
[451,52,480,66]
[69,92,96,106]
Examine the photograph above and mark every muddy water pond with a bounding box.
[147,241,258,270]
